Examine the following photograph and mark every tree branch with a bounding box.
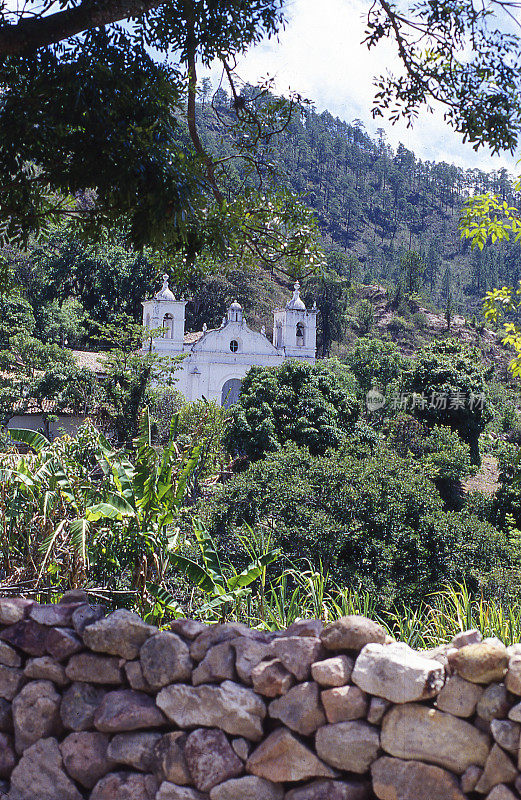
[0,0,163,55]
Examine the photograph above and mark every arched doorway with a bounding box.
[221,378,242,408]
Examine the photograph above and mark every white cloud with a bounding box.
[205,0,518,172]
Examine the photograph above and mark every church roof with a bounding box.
[286,281,306,311]
[184,331,205,345]
[155,274,176,302]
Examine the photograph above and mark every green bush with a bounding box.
[205,440,511,605]
[225,359,359,461]
[345,337,408,394]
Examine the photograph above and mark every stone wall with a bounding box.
[0,594,520,800]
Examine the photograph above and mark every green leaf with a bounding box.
[8,428,50,453]
[193,519,223,582]
[168,552,218,593]
[146,582,184,616]
[86,493,136,522]
[69,518,90,565]
[227,550,280,590]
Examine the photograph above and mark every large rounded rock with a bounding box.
[12,679,61,752]
[0,620,47,656]
[371,756,465,800]
[436,675,483,718]
[491,719,520,752]
[184,728,243,792]
[251,658,294,697]
[246,728,336,782]
[152,732,191,784]
[0,665,24,701]
[0,598,32,626]
[157,680,266,741]
[0,732,15,777]
[60,682,106,731]
[108,731,162,772]
[94,689,166,732]
[381,703,490,774]
[90,770,158,800]
[192,642,235,685]
[321,616,387,652]
[24,656,68,686]
[505,654,521,695]
[268,681,326,735]
[448,642,508,684]
[478,683,510,721]
[9,737,83,800]
[60,731,115,788]
[140,632,192,689]
[65,652,123,684]
[311,656,353,687]
[315,721,380,773]
[474,744,517,794]
[0,641,21,667]
[351,642,444,703]
[45,627,83,661]
[269,637,325,681]
[321,685,367,723]
[156,785,207,799]
[82,609,156,659]
[209,775,284,800]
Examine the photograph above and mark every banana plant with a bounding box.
[148,519,280,622]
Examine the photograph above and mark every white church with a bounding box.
[142,276,318,407]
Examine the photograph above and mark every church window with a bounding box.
[230,339,239,353]
[296,322,305,346]
[163,314,174,339]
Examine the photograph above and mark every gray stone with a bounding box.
[190,623,260,662]
[231,738,250,761]
[246,728,336,783]
[460,765,483,793]
[367,697,391,725]
[490,719,520,753]
[71,603,105,634]
[315,721,380,773]
[269,681,326,735]
[192,641,235,685]
[0,642,21,668]
[311,655,353,687]
[126,660,153,692]
[140,632,192,689]
[283,619,324,638]
[285,780,370,800]
[65,652,124,684]
[29,602,83,627]
[321,615,387,652]
[184,728,243,792]
[352,642,445,703]
[157,680,266,741]
[45,627,83,660]
[451,629,482,649]
[321,685,368,723]
[436,675,483,717]
[24,656,68,686]
[0,665,24,701]
[371,756,465,800]
[153,732,191,784]
[12,679,61,753]
[381,703,490,775]
[108,732,162,772]
[170,619,208,641]
[0,733,15,778]
[479,683,511,721]
[209,775,283,800]
[269,636,325,680]
[0,598,32,626]
[232,639,270,685]
[60,731,115,788]
[60,682,106,731]
[486,787,518,800]
[156,785,207,800]
[505,654,521,695]
[94,689,166,732]
[0,620,47,656]
[448,642,508,684]
[90,770,158,800]
[83,609,156,659]
[474,744,517,794]
[251,658,294,697]
[9,737,83,800]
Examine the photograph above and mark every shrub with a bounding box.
[205,441,511,605]
[225,359,359,461]
[345,337,408,394]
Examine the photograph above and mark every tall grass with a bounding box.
[196,574,521,647]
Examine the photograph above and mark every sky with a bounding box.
[204,0,519,174]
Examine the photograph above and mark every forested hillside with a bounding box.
[201,93,521,316]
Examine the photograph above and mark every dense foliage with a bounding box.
[225,359,359,460]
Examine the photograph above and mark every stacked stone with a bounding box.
[1,597,521,799]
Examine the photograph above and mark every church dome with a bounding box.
[286,281,306,311]
[230,300,242,311]
[156,274,176,302]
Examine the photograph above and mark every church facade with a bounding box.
[142,276,318,406]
